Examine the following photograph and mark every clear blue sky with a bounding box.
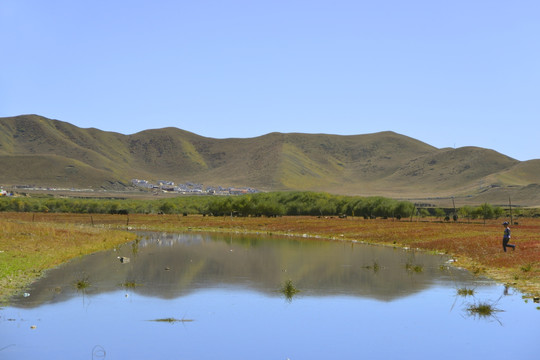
[2,0,539,161]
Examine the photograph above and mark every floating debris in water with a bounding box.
[117,256,130,263]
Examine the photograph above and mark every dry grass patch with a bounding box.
[0,216,136,302]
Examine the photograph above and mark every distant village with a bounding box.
[0,189,12,197]
[1,181,260,196]
[131,179,259,196]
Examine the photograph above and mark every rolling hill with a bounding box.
[1,114,538,206]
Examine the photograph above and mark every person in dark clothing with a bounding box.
[502,221,515,252]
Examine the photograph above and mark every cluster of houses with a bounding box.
[0,188,11,196]
[0,182,258,196]
[131,179,258,196]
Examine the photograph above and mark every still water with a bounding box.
[1,232,539,359]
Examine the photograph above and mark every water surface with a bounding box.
[1,232,539,359]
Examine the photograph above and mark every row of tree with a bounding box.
[420,203,505,221]
[206,192,418,218]
[0,192,515,220]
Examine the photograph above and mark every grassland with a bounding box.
[1,212,539,303]
[0,214,136,303]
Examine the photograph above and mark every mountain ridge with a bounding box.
[1,114,538,206]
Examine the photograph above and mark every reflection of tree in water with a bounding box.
[131,238,140,256]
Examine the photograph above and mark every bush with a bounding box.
[0,192,419,218]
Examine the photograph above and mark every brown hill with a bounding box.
[0,115,538,206]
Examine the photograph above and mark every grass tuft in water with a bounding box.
[466,301,503,321]
[121,281,142,288]
[281,279,300,300]
[149,317,193,323]
[74,277,90,291]
[457,287,475,297]
[363,261,381,272]
[405,262,424,273]
[467,302,496,316]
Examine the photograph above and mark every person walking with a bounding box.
[502,221,515,252]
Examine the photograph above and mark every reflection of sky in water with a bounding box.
[1,232,539,359]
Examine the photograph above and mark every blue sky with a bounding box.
[1,0,539,161]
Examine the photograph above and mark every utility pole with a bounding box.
[452,197,457,222]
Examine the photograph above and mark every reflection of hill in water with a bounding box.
[13,232,479,307]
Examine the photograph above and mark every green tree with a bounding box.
[158,201,176,214]
[433,208,446,219]
[476,203,495,224]
[418,208,430,218]
[394,201,415,219]
[458,205,473,222]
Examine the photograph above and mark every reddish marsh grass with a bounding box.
[0,212,538,297]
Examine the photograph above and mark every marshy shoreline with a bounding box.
[1,212,539,304]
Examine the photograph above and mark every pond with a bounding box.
[1,232,539,359]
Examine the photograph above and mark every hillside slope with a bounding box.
[0,115,538,205]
